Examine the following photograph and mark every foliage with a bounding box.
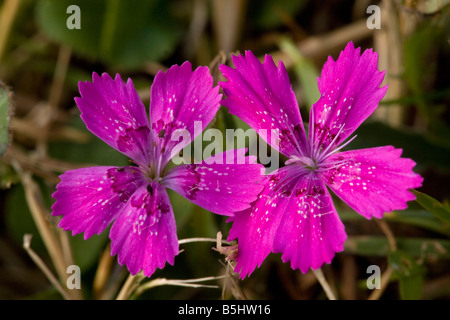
[0,0,448,301]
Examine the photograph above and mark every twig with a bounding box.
[3,144,93,183]
[57,229,72,263]
[218,259,247,300]
[93,245,114,299]
[212,0,246,54]
[23,234,72,300]
[36,45,72,157]
[133,275,226,298]
[115,236,236,299]
[375,219,398,251]
[368,266,393,300]
[268,19,373,68]
[48,45,72,113]
[116,273,145,300]
[340,255,357,300]
[11,161,67,282]
[0,0,22,62]
[373,0,405,126]
[12,117,90,144]
[422,274,450,300]
[55,230,82,300]
[143,61,168,76]
[183,0,208,58]
[367,219,397,300]
[178,237,233,245]
[311,268,337,300]
[209,51,227,83]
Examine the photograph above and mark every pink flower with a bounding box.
[52,62,264,277]
[219,42,423,278]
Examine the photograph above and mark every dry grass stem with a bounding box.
[368,266,393,300]
[23,234,72,300]
[116,273,145,300]
[93,245,114,299]
[178,236,233,246]
[0,0,21,63]
[311,268,337,300]
[269,19,373,68]
[134,275,226,298]
[12,162,67,281]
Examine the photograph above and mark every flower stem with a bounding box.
[116,273,145,300]
[178,237,233,245]
[12,162,67,282]
[311,268,337,300]
[368,219,396,300]
[132,275,226,298]
[368,266,393,300]
[23,234,73,300]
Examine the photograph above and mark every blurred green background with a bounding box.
[0,0,449,300]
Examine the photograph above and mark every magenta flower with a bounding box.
[219,42,423,278]
[52,62,264,277]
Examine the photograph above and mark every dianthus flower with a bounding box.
[219,42,423,278]
[52,62,264,277]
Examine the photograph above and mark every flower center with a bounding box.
[286,155,319,172]
[144,162,164,182]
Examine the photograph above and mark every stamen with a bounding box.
[316,124,346,163]
[156,154,163,179]
[285,155,303,165]
[268,167,307,197]
[285,122,307,159]
[320,134,357,162]
[309,106,316,159]
[315,158,350,173]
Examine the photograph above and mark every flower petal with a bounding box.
[163,149,265,216]
[227,164,305,278]
[76,73,152,167]
[322,146,423,219]
[219,51,308,158]
[150,62,222,166]
[227,165,347,278]
[310,42,388,153]
[226,178,282,279]
[272,175,347,273]
[52,166,145,239]
[109,182,179,277]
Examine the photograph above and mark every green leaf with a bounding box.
[279,37,320,109]
[36,0,181,68]
[339,209,450,237]
[388,250,425,300]
[173,191,221,278]
[344,236,450,259]
[386,210,450,237]
[412,0,450,14]
[0,81,13,156]
[48,115,129,167]
[0,161,18,189]
[248,0,308,30]
[25,286,63,300]
[403,7,449,125]
[352,121,450,171]
[412,190,450,226]
[70,231,109,271]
